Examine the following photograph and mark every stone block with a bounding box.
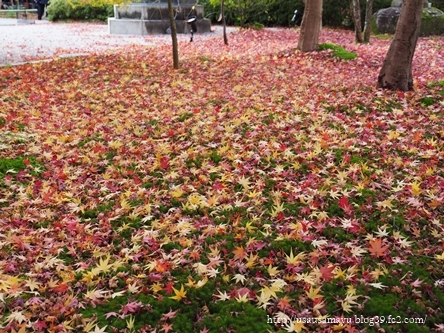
[110,3,211,35]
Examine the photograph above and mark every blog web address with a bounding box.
[268,314,427,328]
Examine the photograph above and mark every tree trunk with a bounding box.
[221,0,228,45]
[363,0,374,43]
[377,0,423,91]
[350,0,364,43]
[167,0,179,69]
[297,0,323,52]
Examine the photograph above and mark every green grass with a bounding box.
[373,34,393,40]
[0,156,44,179]
[319,43,358,60]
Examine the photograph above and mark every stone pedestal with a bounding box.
[108,0,211,35]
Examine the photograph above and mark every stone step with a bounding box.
[109,3,211,35]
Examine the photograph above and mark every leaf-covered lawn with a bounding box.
[0,27,443,333]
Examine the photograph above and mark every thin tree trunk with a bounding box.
[363,0,374,43]
[297,0,323,52]
[167,0,179,69]
[377,0,423,91]
[221,0,228,45]
[350,0,364,43]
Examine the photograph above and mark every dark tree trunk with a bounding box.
[297,0,323,52]
[167,0,179,69]
[221,0,228,45]
[377,0,423,91]
[350,0,364,43]
[363,0,374,43]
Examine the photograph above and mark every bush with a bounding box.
[207,0,277,27]
[201,0,395,27]
[47,0,116,21]
[420,7,444,36]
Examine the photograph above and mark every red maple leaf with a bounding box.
[338,196,349,210]
[319,263,336,282]
[160,156,170,169]
[34,320,48,331]
[212,182,224,191]
[164,282,174,294]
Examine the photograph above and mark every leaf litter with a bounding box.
[0,26,443,332]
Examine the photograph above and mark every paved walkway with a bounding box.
[0,20,236,66]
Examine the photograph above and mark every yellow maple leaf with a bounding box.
[96,254,113,274]
[267,264,280,277]
[245,221,256,233]
[333,267,346,280]
[170,284,187,301]
[170,187,184,198]
[347,284,357,295]
[108,140,123,149]
[256,290,272,309]
[435,252,444,261]
[120,197,131,211]
[376,198,394,210]
[286,249,306,265]
[151,282,163,294]
[245,253,258,268]
[237,176,250,190]
[410,181,421,196]
[306,286,322,301]
[261,286,277,299]
[235,293,249,303]
[25,279,40,292]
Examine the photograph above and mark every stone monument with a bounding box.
[108,0,211,35]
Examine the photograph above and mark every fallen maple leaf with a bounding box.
[319,263,336,282]
[368,238,389,258]
[170,284,187,301]
[306,286,322,301]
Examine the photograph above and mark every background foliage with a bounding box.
[47,0,116,21]
[202,0,397,27]
[47,0,444,26]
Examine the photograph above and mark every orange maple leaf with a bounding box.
[155,261,170,273]
[277,296,292,310]
[368,238,389,258]
[232,246,247,261]
[52,283,68,293]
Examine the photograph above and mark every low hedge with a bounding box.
[47,0,114,21]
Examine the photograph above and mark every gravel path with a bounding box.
[0,20,236,66]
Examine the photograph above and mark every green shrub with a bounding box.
[420,7,444,36]
[47,0,115,21]
[200,0,394,27]
[207,0,277,27]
